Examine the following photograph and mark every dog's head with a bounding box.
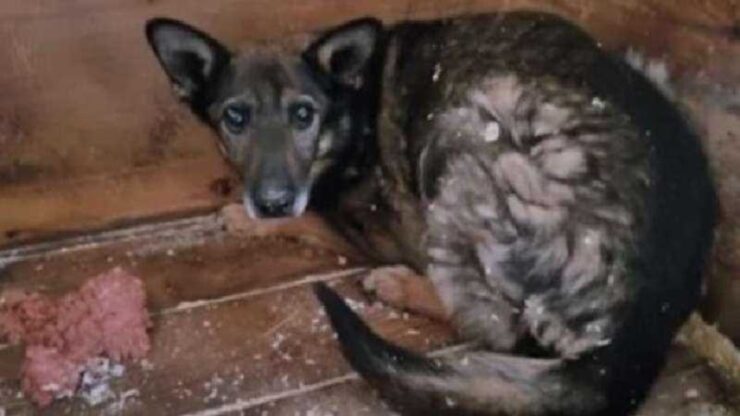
[145,18,381,218]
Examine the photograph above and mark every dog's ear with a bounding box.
[304,18,382,89]
[145,18,230,102]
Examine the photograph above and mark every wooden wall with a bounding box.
[0,0,737,246]
[1,0,739,329]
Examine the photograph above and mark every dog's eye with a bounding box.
[222,105,250,134]
[289,103,315,130]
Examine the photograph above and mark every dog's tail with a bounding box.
[313,282,616,416]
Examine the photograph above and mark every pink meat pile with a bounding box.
[0,267,151,407]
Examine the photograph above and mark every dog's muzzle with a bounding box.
[243,185,310,219]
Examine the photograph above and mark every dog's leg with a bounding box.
[362,266,449,322]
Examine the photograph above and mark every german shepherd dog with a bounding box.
[145,11,716,415]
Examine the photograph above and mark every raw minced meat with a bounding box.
[0,267,151,407]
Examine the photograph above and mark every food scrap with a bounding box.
[0,267,151,407]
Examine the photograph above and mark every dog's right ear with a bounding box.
[145,18,230,102]
[303,18,382,89]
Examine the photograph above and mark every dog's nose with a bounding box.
[254,187,294,217]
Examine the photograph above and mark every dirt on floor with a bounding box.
[0,206,737,415]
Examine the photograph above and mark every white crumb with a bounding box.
[591,97,606,110]
[685,388,700,399]
[103,389,140,415]
[432,63,442,82]
[483,121,501,142]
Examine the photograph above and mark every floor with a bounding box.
[0,206,737,415]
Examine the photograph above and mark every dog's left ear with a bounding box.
[304,18,382,89]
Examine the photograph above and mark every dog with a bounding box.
[145,11,716,415]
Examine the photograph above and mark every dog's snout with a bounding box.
[253,186,295,217]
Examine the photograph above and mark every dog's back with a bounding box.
[317,12,716,415]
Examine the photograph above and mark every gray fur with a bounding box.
[421,73,637,360]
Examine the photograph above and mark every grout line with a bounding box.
[158,267,368,316]
[180,343,471,416]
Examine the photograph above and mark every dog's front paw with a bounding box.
[363,265,411,305]
[362,265,448,321]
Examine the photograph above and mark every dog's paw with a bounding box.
[362,265,448,321]
[362,265,413,306]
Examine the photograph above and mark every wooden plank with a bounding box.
[2,249,732,416]
[0,158,238,245]
[0,212,365,311]
[238,380,397,416]
[0,275,454,415]
[212,346,737,416]
[1,0,738,247]
[0,210,415,415]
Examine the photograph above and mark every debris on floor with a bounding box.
[78,357,126,406]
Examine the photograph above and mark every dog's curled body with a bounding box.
[316,13,716,415]
[144,11,716,415]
